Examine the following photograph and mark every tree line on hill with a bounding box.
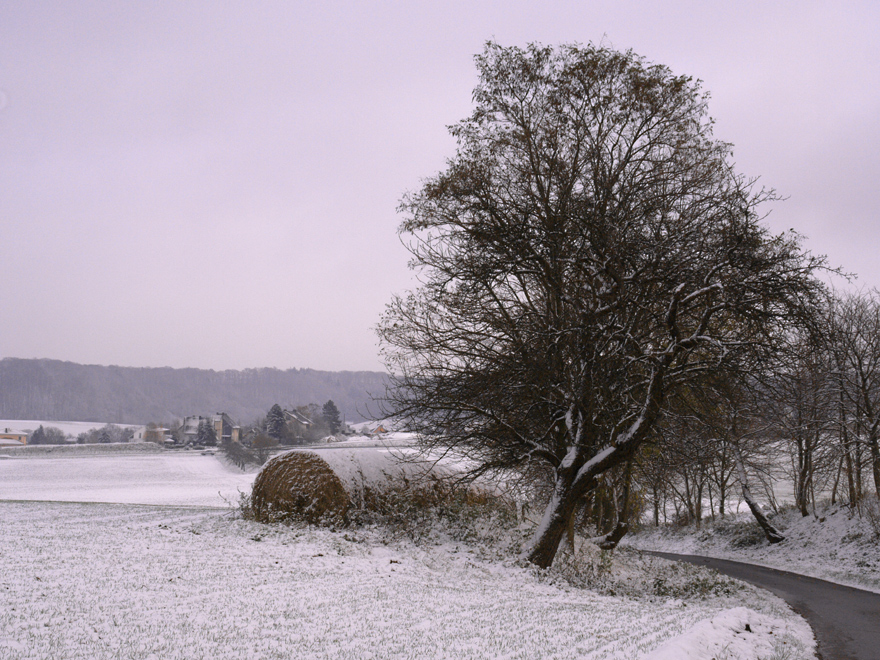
[0,358,386,424]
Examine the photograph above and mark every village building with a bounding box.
[0,428,29,446]
[178,412,240,445]
[282,408,313,439]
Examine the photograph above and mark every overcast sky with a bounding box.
[1,1,878,372]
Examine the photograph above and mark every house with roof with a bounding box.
[134,425,174,444]
[0,428,29,446]
[178,412,240,445]
[282,408,313,443]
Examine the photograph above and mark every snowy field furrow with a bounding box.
[0,501,815,660]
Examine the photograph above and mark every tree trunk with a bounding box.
[596,523,629,550]
[526,367,668,567]
[652,483,660,527]
[845,444,857,505]
[707,481,715,520]
[525,472,585,568]
[869,435,880,500]
[831,455,843,505]
[733,441,784,543]
[596,460,633,550]
[841,396,858,505]
[795,435,811,517]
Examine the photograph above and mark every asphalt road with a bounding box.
[645,551,880,660]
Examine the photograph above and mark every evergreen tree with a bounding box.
[29,425,46,445]
[322,400,342,434]
[196,420,217,446]
[266,404,287,440]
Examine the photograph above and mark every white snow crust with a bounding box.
[644,607,809,660]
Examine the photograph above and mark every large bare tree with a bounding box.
[378,42,824,568]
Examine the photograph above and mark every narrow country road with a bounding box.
[644,551,880,660]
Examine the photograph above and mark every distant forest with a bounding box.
[0,358,388,425]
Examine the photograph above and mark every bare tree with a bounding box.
[220,432,258,470]
[827,290,880,502]
[252,432,280,464]
[378,42,825,568]
[761,327,839,516]
[698,380,786,542]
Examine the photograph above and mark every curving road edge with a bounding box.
[643,551,880,660]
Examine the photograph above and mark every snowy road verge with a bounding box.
[623,503,880,594]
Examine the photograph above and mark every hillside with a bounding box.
[0,358,387,424]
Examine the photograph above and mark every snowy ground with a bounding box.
[624,502,880,594]
[307,432,419,449]
[0,452,255,507]
[0,452,818,659]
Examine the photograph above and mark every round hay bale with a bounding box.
[251,451,350,523]
[250,448,447,524]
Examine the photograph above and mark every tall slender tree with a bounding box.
[322,400,342,435]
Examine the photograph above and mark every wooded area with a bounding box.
[0,358,385,424]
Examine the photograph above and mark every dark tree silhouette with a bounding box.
[322,400,342,435]
[266,404,287,440]
[379,42,825,568]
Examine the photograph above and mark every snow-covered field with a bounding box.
[0,452,255,507]
[624,503,880,594]
[0,452,818,659]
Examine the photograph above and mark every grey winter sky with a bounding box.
[1,1,878,373]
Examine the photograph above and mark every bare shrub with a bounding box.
[356,481,518,545]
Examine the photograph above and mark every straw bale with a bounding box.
[250,448,447,524]
[250,451,348,523]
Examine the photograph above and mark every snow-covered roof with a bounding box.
[283,409,312,426]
